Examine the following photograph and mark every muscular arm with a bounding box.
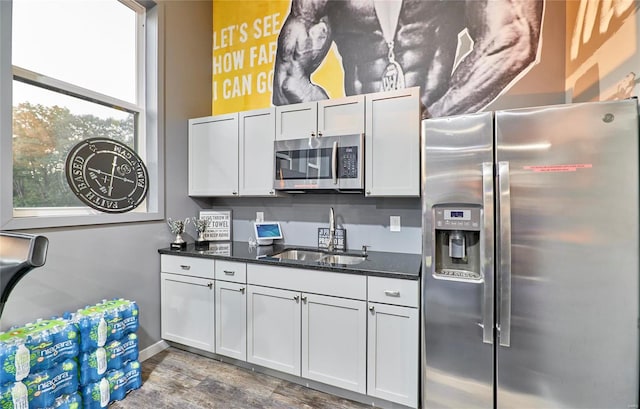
[272,0,333,105]
[426,0,544,118]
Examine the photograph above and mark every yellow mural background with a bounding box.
[212,0,345,115]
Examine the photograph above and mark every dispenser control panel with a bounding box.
[434,207,481,231]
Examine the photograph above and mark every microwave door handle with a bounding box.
[332,141,338,185]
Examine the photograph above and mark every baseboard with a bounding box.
[139,340,170,362]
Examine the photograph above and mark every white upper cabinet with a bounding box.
[189,108,277,197]
[275,101,317,140]
[365,87,420,197]
[239,108,276,196]
[275,95,365,140]
[317,95,365,136]
[189,89,420,197]
[188,113,239,196]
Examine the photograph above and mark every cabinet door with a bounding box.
[188,113,239,196]
[301,293,366,394]
[239,108,277,196]
[365,87,420,197]
[367,303,419,408]
[275,101,317,140]
[247,285,301,375]
[215,280,247,361]
[160,272,215,353]
[317,95,365,136]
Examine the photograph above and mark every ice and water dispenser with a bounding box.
[432,205,482,282]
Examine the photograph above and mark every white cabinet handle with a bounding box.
[224,270,235,275]
[180,265,191,270]
[384,290,400,297]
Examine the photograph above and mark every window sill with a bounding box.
[2,210,164,230]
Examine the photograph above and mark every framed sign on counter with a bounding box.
[200,209,232,241]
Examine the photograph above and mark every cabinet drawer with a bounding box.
[160,255,214,279]
[367,276,419,308]
[215,260,247,283]
[247,264,366,300]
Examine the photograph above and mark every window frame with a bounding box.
[0,0,164,230]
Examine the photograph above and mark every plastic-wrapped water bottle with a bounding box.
[0,324,40,384]
[74,299,139,352]
[106,369,127,403]
[78,347,109,386]
[118,333,139,364]
[74,310,109,353]
[99,299,139,341]
[0,318,79,384]
[80,377,111,409]
[122,360,142,393]
[0,338,31,384]
[26,319,79,373]
[80,360,142,409]
[0,381,28,409]
[78,332,140,386]
[46,392,83,409]
[24,358,78,408]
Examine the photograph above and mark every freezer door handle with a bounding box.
[498,161,512,347]
[482,162,495,344]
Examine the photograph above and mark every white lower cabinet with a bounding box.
[367,302,419,408]
[160,272,215,353]
[302,293,367,394]
[246,285,301,375]
[160,256,419,408]
[215,280,247,361]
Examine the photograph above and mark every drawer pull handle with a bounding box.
[207,282,213,289]
[239,287,245,294]
[224,270,235,275]
[180,265,191,270]
[301,296,307,303]
[384,290,400,297]
[369,305,375,312]
[294,295,300,302]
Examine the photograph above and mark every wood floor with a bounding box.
[111,347,371,409]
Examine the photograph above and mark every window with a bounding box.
[0,0,164,229]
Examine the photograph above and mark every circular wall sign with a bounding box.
[65,137,149,213]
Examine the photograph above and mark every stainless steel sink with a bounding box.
[319,254,367,265]
[269,248,366,265]
[270,249,326,262]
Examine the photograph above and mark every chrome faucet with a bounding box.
[328,207,336,252]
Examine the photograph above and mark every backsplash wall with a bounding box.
[208,194,422,254]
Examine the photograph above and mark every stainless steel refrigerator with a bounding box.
[420,99,639,408]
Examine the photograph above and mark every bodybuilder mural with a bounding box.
[272,0,545,118]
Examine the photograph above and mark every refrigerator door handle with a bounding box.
[481,162,495,344]
[498,161,512,347]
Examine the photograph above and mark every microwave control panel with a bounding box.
[338,147,359,178]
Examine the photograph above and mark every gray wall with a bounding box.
[2,1,213,353]
[211,195,422,254]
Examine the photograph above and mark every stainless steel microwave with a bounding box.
[274,133,364,191]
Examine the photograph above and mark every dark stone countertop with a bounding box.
[158,241,421,280]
